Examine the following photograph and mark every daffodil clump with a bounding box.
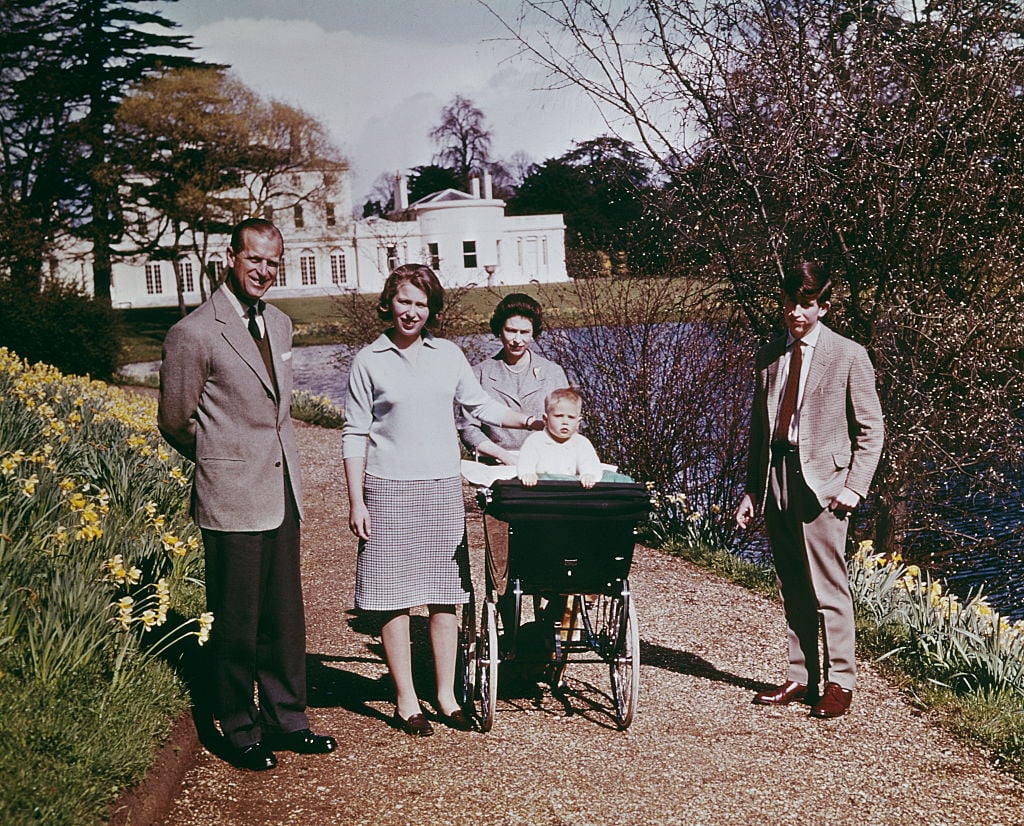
[647,478,1024,699]
[644,484,727,550]
[850,540,1024,696]
[290,389,345,429]
[0,346,207,686]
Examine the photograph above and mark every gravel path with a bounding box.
[156,423,1024,826]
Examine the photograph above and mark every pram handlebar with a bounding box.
[479,479,653,523]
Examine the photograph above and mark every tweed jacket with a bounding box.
[158,285,303,533]
[459,350,569,454]
[745,324,884,511]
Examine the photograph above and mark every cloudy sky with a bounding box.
[159,0,618,203]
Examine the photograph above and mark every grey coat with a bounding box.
[459,350,568,454]
[158,285,303,532]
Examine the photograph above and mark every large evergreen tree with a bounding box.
[510,136,668,272]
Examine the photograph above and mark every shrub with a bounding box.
[536,275,754,552]
[290,390,345,429]
[0,281,121,380]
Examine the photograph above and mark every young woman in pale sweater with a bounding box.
[342,264,542,737]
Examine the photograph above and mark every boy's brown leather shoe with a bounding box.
[752,680,813,706]
[810,682,853,718]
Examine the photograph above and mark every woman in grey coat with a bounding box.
[459,293,568,466]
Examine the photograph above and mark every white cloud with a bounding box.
[176,13,613,201]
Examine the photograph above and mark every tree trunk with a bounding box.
[874,493,906,560]
[91,233,113,305]
[174,260,187,317]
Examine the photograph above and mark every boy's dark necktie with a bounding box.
[774,340,803,443]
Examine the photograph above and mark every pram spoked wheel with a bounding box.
[455,595,476,709]
[582,588,640,729]
[475,600,499,732]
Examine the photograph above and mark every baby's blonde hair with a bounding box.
[544,386,583,413]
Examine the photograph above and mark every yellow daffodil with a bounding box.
[197,612,214,645]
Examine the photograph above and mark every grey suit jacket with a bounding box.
[459,350,569,453]
[158,285,303,532]
[746,324,884,511]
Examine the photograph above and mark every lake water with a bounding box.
[127,338,1024,620]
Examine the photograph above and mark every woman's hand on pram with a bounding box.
[519,472,539,487]
[580,474,600,489]
[495,448,519,467]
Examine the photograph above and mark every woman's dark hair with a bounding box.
[781,260,833,304]
[489,292,544,338]
[377,264,445,327]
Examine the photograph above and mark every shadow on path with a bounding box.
[640,640,774,694]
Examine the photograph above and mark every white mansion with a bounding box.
[53,167,568,309]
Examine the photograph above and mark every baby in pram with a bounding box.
[517,387,603,488]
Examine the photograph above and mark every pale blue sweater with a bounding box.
[342,332,508,480]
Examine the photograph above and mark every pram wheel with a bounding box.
[475,599,499,732]
[579,586,639,729]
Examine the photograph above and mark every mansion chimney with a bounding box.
[394,172,409,210]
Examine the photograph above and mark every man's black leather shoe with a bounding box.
[264,728,337,754]
[229,742,277,771]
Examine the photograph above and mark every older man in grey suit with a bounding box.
[736,260,884,719]
[159,218,335,770]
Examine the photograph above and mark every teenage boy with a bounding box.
[735,261,884,718]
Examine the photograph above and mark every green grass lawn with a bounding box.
[116,277,719,366]
[117,283,566,365]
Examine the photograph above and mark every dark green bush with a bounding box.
[0,281,121,380]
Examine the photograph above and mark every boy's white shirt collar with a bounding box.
[787,322,823,349]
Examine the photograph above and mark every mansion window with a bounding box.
[386,245,400,272]
[206,255,224,284]
[263,205,274,220]
[330,250,347,285]
[294,204,304,229]
[300,250,317,286]
[326,203,336,226]
[176,259,195,293]
[428,242,440,270]
[274,258,287,287]
[144,262,163,295]
[463,240,477,269]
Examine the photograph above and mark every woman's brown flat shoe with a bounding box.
[393,711,434,737]
[438,708,474,731]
